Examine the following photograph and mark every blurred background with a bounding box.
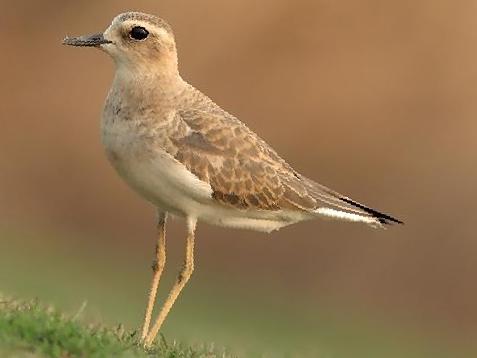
[1,0,477,356]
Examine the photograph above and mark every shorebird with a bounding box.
[63,12,402,347]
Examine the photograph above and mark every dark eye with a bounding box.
[129,26,149,40]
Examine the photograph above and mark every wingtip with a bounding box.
[378,216,404,225]
[339,197,403,226]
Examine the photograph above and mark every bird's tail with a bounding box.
[301,178,403,227]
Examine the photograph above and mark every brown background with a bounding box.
[1,0,476,354]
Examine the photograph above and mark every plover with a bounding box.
[63,11,402,347]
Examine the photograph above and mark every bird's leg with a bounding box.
[140,212,167,342]
[144,217,197,348]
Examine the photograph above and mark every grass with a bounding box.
[1,227,477,357]
[0,295,231,358]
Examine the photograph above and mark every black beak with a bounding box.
[63,32,112,47]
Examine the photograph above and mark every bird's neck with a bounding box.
[112,65,186,107]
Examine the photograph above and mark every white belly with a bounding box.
[102,128,211,214]
[101,120,307,233]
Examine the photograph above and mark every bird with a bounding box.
[63,11,402,348]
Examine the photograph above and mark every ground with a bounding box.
[0,295,231,358]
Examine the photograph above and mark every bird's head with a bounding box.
[63,12,178,76]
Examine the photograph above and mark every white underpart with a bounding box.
[102,119,306,233]
[103,119,381,232]
[315,207,379,225]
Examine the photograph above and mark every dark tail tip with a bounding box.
[340,197,403,225]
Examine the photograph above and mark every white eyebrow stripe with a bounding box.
[116,20,172,42]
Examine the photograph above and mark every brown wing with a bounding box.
[170,109,326,212]
[169,109,402,224]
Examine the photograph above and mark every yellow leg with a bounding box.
[144,217,197,348]
[140,212,167,342]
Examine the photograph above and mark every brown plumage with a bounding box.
[169,91,402,224]
[63,11,402,349]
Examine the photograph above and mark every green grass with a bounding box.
[2,227,477,357]
[0,295,231,358]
